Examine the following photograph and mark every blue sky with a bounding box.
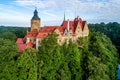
[0,0,120,27]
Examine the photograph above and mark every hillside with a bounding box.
[0,30,118,80]
[0,26,29,41]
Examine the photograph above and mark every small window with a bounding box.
[59,39,61,42]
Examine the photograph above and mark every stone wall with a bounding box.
[31,20,40,31]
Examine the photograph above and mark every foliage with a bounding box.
[37,34,83,80]
[0,38,18,80]
[38,33,63,80]
[89,22,120,55]
[16,48,38,80]
[0,31,17,41]
[0,38,38,80]
[82,32,118,80]
[0,31,119,80]
[0,26,28,40]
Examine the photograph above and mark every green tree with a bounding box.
[83,32,118,80]
[38,33,63,80]
[0,31,17,41]
[0,38,18,80]
[0,38,38,80]
[89,22,120,55]
[66,40,82,80]
[16,48,38,80]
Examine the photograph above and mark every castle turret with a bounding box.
[31,9,40,31]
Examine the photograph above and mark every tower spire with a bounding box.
[35,7,37,10]
[64,11,65,21]
[75,10,76,18]
[32,8,40,20]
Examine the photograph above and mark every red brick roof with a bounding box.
[16,38,24,44]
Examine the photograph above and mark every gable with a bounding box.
[82,22,89,32]
[61,21,76,34]
[54,28,61,36]
[75,21,82,34]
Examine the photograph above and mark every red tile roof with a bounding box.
[36,26,57,38]
[17,42,34,52]
[16,38,24,44]
[74,17,86,31]
[26,42,33,48]
[27,32,32,37]
[17,44,26,52]
[57,27,64,35]
[36,17,86,39]
[61,21,76,33]
[27,29,38,37]
[36,32,48,38]
[32,29,38,32]
[16,17,87,52]
[39,26,56,33]
[28,17,86,39]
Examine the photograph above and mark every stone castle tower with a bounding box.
[31,9,40,31]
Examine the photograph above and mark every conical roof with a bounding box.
[31,9,40,20]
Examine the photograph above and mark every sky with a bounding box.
[0,0,120,27]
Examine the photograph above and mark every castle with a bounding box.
[16,9,89,52]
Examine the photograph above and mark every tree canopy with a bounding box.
[89,22,120,55]
[0,30,119,80]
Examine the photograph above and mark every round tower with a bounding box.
[31,9,40,31]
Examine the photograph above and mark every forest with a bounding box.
[0,22,119,80]
[89,22,120,55]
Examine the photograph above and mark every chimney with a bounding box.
[67,19,70,31]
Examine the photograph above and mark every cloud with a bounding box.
[14,0,120,23]
[0,4,31,26]
[1,0,120,27]
[15,0,57,9]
